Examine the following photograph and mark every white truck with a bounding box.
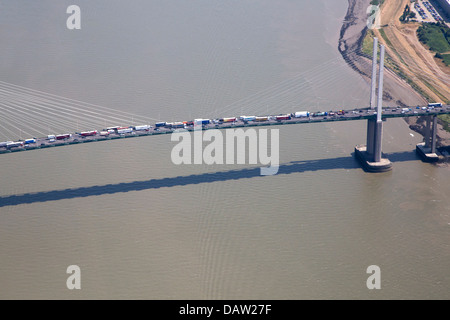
[134,125,152,131]
[293,111,310,118]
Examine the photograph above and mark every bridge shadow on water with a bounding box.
[0,150,419,208]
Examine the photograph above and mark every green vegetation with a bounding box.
[442,54,450,66]
[417,23,450,53]
[421,78,448,103]
[378,28,407,65]
[362,19,450,131]
[362,29,376,57]
[417,22,450,115]
[361,29,433,102]
[434,52,450,66]
[438,115,450,132]
[400,4,416,22]
[416,22,450,133]
[370,0,384,6]
[360,25,450,131]
[378,29,393,48]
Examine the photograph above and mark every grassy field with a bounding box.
[362,29,376,57]
[362,28,434,102]
[442,54,450,66]
[361,23,450,132]
[417,23,450,53]
[438,114,450,132]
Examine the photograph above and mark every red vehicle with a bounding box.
[275,114,291,121]
[80,130,98,137]
[56,134,72,140]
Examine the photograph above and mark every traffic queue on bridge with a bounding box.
[0,103,447,152]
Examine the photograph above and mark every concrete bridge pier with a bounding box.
[366,118,384,162]
[431,115,438,154]
[416,115,440,162]
[424,116,431,148]
[355,42,392,172]
[373,120,383,163]
[366,119,376,158]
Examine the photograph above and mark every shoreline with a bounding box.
[338,0,450,147]
[338,0,426,107]
[338,0,372,78]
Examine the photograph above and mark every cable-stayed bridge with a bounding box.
[1,39,449,171]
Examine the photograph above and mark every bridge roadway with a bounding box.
[1,104,449,155]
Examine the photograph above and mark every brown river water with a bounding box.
[0,0,448,299]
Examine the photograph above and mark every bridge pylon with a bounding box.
[355,38,392,172]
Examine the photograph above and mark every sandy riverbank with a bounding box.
[338,0,427,106]
[338,0,450,146]
[376,0,450,102]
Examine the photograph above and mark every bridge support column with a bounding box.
[424,116,431,148]
[431,114,438,154]
[373,120,383,163]
[416,114,440,162]
[366,119,376,158]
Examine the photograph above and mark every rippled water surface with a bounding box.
[0,0,448,299]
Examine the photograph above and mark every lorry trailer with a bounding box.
[194,119,211,125]
[220,117,237,123]
[275,114,291,121]
[56,134,72,140]
[117,127,133,134]
[80,130,98,137]
[240,116,256,122]
[6,141,24,149]
[134,125,152,131]
[293,111,309,118]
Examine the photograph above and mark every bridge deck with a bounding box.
[1,105,449,155]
